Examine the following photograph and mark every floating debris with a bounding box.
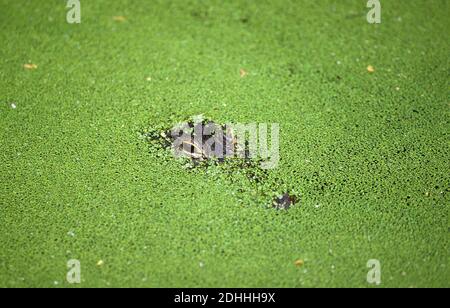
[23,63,38,70]
[294,259,305,267]
[113,16,127,22]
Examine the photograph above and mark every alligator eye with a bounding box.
[273,193,299,210]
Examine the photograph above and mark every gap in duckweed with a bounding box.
[141,116,299,210]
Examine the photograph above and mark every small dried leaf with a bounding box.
[240,69,248,78]
[295,259,304,267]
[24,63,38,70]
[113,16,127,22]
